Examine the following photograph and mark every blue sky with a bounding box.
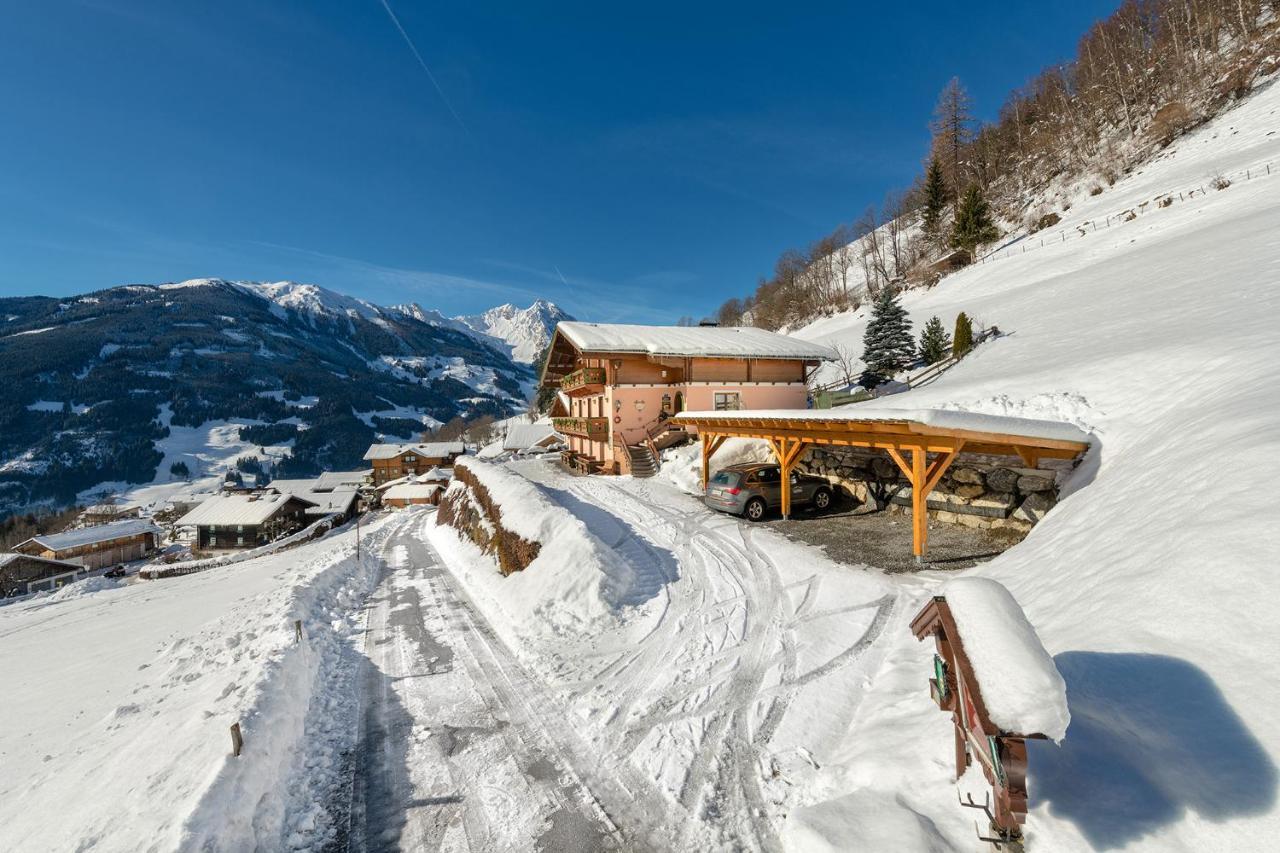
[0,1,1118,322]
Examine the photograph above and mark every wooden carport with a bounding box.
[673,409,1090,562]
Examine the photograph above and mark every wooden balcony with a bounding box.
[561,366,607,396]
[553,416,609,440]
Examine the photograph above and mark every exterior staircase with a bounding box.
[625,443,659,478]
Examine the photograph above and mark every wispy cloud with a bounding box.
[375,0,467,132]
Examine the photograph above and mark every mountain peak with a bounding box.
[456,300,573,363]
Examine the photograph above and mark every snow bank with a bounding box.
[783,790,952,853]
[658,436,775,494]
[435,457,630,638]
[0,516,393,852]
[944,577,1069,741]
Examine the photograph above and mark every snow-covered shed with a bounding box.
[502,423,564,453]
[0,553,83,596]
[14,519,164,570]
[382,483,442,507]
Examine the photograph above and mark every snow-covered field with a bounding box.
[0,516,394,852]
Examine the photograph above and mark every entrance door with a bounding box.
[674,392,684,413]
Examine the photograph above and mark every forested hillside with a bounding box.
[715,0,1280,330]
[0,279,534,514]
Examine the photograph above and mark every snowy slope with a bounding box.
[0,517,395,852]
[783,74,1280,851]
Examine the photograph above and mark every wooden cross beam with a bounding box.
[700,432,728,489]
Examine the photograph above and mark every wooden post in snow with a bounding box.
[230,722,244,757]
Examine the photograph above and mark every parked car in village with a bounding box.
[703,463,834,521]
[103,564,127,578]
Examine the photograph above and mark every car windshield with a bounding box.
[710,471,740,487]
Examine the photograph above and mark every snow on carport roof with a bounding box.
[676,405,1091,446]
[555,321,837,361]
[21,519,163,551]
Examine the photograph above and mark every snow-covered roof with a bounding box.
[362,442,466,461]
[0,552,79,569]
[676,405,1091,445]
[21,519,163,552]
[944,577,1070,741]
[304,488,359,515]
[383,483,441,500]
[503,423,563,451]
[313,470,370,490]
[420,467,452,481]
[555,322,836,361]
[177,493,317,527]
[266,478,319,496]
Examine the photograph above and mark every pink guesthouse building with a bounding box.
[540,322,835,475]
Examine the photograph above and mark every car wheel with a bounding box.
[812,488,832,511]
[744,497,767,522]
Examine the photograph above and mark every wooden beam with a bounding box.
[1015,446,1040,468]
[885,447,913,480]
[922,441,966,495]
[912,448,928,560]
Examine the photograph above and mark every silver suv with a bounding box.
[703,463,834,521]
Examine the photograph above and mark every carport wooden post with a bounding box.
[769,437,810,519]
[886,441,965,562]
[700,432,727,490]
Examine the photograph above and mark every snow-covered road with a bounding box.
[348,512,624,852]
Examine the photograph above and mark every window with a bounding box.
[713,392,741,411]
[757,467,780,484]
[661,394,672,414]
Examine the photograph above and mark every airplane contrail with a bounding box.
[376,0,467,132]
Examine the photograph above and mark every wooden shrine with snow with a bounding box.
[910,578,1070,849]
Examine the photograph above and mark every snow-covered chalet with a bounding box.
[539,322,834,475]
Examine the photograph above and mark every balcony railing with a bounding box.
[553,416,609,440]
[561,366,607,395]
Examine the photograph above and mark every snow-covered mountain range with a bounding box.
[0,278,570,515]
[393,298,572,364]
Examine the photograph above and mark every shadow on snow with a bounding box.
[1031,651,1277,850]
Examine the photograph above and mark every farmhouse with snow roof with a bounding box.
[540,321,835,475]
[14,518,163,569]
[177,493,316,550]
[363,442,466,486]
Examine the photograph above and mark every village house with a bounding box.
[381,482,443,507]
[13,518,163,570]
[267,470,369,523]
[0,553,83,597]
[363,442,466,486]
[539,322,835,475]
[80,503,141,525]
[177,492,316,550]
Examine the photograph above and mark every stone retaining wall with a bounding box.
[800,446,1075,533]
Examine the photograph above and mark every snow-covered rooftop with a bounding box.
[383,483,441,500]
[362,442,466,461]
[676,405,1091,445]
[556,321,836,361]
[944,577,1070,741]
[313,470,370,490]
[503,423,563,451]
[0,552,79,568]
[21,519,162,552]
[177,493,317,527]
[304,488,359,515]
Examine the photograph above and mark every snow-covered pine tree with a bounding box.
[921,158,948,247]
[919,315,952,365]
[950,185,999,254]
[860,288,915,387]
[953,311,974,356]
